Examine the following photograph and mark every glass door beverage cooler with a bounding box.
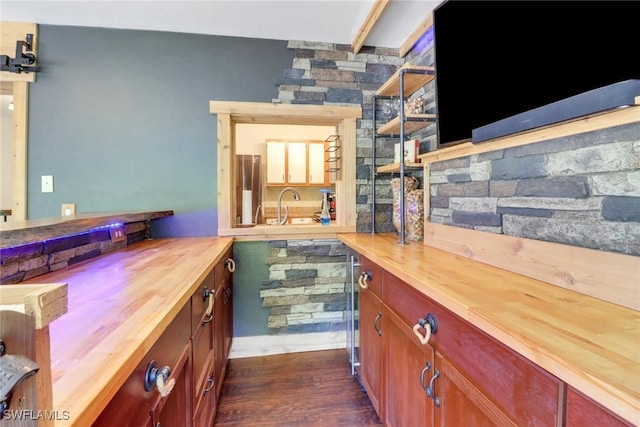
[346,249,360,377]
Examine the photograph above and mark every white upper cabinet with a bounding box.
[266,142,286,184]
[308,143,327,184]
[266,141,329,186]
[287,142,307,184]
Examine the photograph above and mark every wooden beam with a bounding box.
[399,12,433,57]
[12,81,28,220]
[351,0,391,54]
[210,101,361,120]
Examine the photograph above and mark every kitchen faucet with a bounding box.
[277,187,301,225]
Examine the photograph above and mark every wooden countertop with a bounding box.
[21,237,233,427]
[338,233,640,425]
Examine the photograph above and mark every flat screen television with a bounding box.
[432,1,640,146]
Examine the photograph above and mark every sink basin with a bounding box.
[290,217,315,225]
[264,217,316,225]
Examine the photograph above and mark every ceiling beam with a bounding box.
[399,12,433,57]
[351,0,391,54]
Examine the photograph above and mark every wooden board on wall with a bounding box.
[424,222,640,311]
[0,22,38,82]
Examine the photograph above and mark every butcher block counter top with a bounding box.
[21,236,233,427]
[338,233,640,425]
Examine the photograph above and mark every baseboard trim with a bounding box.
[229,331,347,359]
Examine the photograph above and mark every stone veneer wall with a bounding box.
[255,40,435,334]
[429,122,640,256]
[259,239,347,334]
[0,221,149,284]
[275,40,424,233]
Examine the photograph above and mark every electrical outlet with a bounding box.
[109,226,126,243]
[41,175,54,193]
[61,203,76,217]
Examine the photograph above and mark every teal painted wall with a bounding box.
[232,241,271,336]
[27,25,294,236]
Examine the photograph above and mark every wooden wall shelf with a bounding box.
[376,65,436,97]
[376,162,423,174]
[376,113,436,136]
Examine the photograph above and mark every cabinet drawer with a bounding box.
[359,255,382,298]
[93,302,191,426]
[191,269,216,333]
[566,387,634,426]
[193,357,216,427]
[214,247,234,289]
[192,317,214,401]
[382,271,563,426]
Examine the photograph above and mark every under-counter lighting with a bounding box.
[8,102,13,111]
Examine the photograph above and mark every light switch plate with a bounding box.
[41,175,54,193]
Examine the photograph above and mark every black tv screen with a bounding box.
[433,1,640,146]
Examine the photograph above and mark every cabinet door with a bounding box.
[93,303,191,427]
[384,305,434,427]
[382,270,563,426]
[213,278,226,400]
[222,268,233,364]
[287,142,307,184]
[433,351,516,427]
[358,286,384,418]
[566,387,634,427]
[191,272,215,406]
[193,360,216,427]
[192,316,214,404]
[308,142,326,185]
[266,142,286,184]
[152,343,191,427]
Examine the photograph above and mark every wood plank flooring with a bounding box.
[213,349,382,426]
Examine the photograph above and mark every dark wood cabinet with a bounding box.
[94,243,235,427]
[214,248,235,402]
[566,387,635,427]
[152,343,191,427]
[222,252,234,369]
[351,252,566,427]
[382,269,564,427]
[213,278,226,401]
[359,284,384,419]
[93,302,191,427]
[433,351,516,427]
[383,305,434,427]
[357,255,384,419]
[192,360,215,427]
[191,269,216,427]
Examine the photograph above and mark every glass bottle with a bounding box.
[320,189,331,226]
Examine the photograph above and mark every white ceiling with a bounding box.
[0,0,441,49]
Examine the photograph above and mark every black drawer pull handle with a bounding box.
[419,361,431,393]
[374,312,382,336]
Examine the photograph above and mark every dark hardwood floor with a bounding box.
[213,349,382,426]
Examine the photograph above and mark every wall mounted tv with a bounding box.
[432,1,640,146]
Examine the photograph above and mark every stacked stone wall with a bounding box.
[260,239,347,334]
[429,122,640,256]
[0,221,149,284]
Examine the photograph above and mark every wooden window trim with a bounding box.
[210,101,361,240]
